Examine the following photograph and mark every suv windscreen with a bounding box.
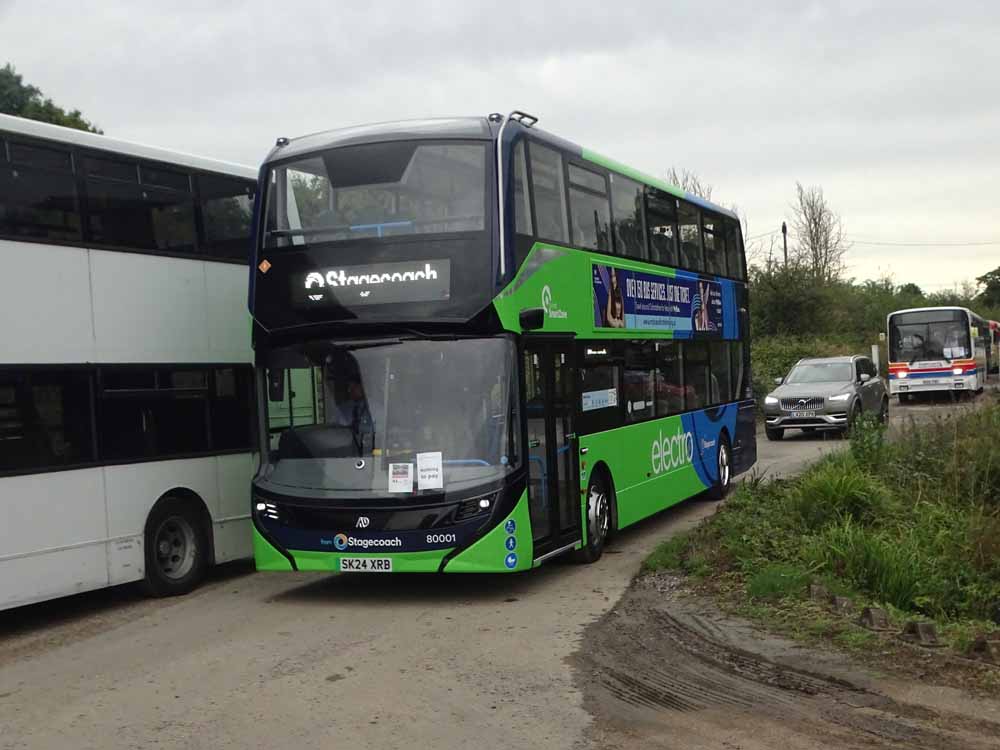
[785,363,853,384]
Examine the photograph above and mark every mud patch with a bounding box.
[574,572,1000,749]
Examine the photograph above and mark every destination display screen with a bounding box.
[291,259,452,308]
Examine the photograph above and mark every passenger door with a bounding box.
[523,340,581,559]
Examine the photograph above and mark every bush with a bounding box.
[787,455,888,530]
[805,519,923,611]
[849,412,887,470]
[646,402,1000,622]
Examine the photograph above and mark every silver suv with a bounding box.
[763,355,888,441]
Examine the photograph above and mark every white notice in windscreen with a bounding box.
[388,463,414,493]
[416,451,444,490]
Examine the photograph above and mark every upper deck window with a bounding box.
[263,141,487,249]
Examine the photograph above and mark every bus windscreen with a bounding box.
[889,310,970,362]
[261,336,518,498]
[265,142,487,248]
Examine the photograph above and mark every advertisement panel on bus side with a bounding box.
[592,263,724,333]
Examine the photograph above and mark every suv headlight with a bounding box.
[828,393,852,402]
[764,395,779,405]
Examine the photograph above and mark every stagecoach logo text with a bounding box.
[541,284,568,319]
[295,259,452,307]
[305,263,441,301]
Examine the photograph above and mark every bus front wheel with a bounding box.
[143,498,209,597]
[574,473,612,564]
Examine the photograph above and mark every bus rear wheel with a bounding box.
[143,498,209,597]
[574,473,612,564]
[707,435,732,500]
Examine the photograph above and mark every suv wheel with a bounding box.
[845,401,862,436]
[765,427,783,441]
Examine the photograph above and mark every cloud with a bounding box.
[2,0,998,290]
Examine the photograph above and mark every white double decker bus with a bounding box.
[0,114,258,610]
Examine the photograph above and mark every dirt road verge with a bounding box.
[574,572,1000,749]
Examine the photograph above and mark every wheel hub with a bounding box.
[152,516,196,580]
[588,486,609,544]
[718,444,730,488]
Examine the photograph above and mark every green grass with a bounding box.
[643,533,690,572]
[645,400,1000,657]
[747,564,810,601]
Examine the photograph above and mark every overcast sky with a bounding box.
[2,0,998,290]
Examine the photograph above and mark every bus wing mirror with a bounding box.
[268,369,286,402]
[519,307,545,331]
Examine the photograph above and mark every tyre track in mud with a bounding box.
[574,574,1000,749]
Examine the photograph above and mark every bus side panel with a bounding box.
[212,453,255,563]
[580,413,715,530]
[0,240,97,365]
[90,250,213,364]
[0,469,109,610]
[733,400,758,475]
[205,262,256,364]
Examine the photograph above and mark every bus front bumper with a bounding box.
[251,489,534,574]
[890,373,976,394]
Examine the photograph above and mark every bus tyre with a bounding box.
[898,393,911,404]
[707,436,732,501]
[143,499,209,598]
[574,474,611,564]
[765,428,783,441]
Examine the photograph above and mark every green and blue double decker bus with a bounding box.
[249,111,756,574]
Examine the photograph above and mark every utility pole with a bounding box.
[781,221,788,267]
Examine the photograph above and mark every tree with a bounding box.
[0,63,101,133]
[789,181,849,283]
[976,267,1000,308]
[898,282,924,297]
[665,166,713,201]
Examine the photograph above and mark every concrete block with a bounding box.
[858,606,890,631]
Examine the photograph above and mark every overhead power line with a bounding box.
[849,238,1000,247]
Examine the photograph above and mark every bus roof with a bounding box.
[888,306,973,317]
[264,112,739,221]
[0,113,257,179]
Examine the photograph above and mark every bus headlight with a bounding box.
[255,500,280,521]
[897,371,908,379]
[952,367,963,375]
